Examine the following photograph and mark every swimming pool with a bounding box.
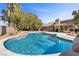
[4,32,73,55]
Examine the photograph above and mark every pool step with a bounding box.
[35,36,56,54]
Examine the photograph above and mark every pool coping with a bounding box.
[0,31,74,56]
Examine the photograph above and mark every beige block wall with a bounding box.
[6,26,17,35]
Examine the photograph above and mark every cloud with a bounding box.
[33,8,49,12]
[28,7,50,13]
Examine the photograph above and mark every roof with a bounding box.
[0,20,8,26]
[43,22,54,27]
[60,19,73,24]
[43,19,74,27]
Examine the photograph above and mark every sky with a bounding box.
[0,3,79,25]
[0,3,7,26]
[20,3,79,24]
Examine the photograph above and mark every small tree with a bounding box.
[2,3,43,31]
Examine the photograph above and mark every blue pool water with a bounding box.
[4,33,73,55]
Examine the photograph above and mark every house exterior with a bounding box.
[0,22,17,36]
[0,16,6,36]
[0,17,7,36]
[42,19,78,32]
[0,26,6,36]
[42,22,54,31]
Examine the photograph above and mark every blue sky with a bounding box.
[0,3,79,24]
[0,3,7,26]
[0,3,7,15]
[20,3,79,24]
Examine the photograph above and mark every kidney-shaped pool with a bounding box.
[3,33,73,55]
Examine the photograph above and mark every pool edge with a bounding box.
[0,31,74,56]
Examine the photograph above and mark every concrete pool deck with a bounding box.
[0,31,77,56]
[60,36,79,56]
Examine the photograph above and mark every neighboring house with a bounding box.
[0,18,7,36]
[42,19,78,32]
[0,14,17,36]
[0,21,16,36]
[0,26,6,36]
